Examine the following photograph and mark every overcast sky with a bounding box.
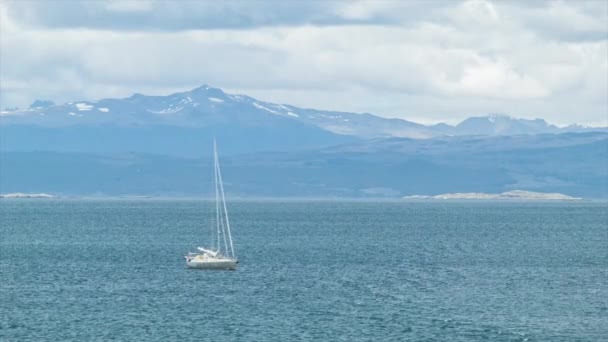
[1,0,606,126]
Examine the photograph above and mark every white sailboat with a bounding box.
[185,140,237,270]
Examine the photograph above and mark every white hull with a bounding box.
[186,258,237,270]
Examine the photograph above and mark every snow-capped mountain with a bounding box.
[1,84,441,139]
[3,84,604,138]
[2,85,606,197]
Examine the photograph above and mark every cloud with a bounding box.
[0,0,606,126]
[1,0,366,31]
[511,1,608,42]
[103,1,155,13]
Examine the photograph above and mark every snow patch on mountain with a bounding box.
[253,102,280,115]
[147,106,184,114]
[228,95,245,102]
[319,114,342,119]
[208,97,224,103]
[75,103,93,111]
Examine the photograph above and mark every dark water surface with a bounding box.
[1,200,606,341]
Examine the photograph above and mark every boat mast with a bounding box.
[215,141,235,258]
[214,139,221,253]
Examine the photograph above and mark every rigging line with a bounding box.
[216,144,235,258]
[214,139,221,252]
[220,209,229,256]
[208,149,217,251]
[218,170,229,256]
[215,140,230,256]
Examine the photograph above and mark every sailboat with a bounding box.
[185,140,237,270]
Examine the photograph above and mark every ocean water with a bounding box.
[1,199,606,341]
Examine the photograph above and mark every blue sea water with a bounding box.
[0,199,606,341]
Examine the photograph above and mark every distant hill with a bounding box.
[1,132,606,198]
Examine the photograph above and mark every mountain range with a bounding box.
[1,85,605,156]
[1,85,606,198]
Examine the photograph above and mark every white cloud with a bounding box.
[436,57,549,99]
[449,0,500,26]
[334,1,399,20]
[104,0,154,13]
[0,0,606,126]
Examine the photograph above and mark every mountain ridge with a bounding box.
[2,85,605,139]
[2,85,605,198]
[2,132,606,198]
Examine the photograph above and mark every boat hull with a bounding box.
[186,259,237,270]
